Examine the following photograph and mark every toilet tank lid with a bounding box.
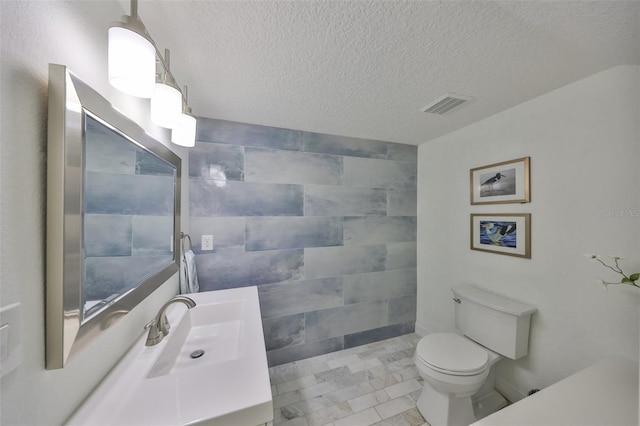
[452,285,537,317]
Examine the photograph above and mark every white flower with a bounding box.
[600,280,609,292]
[583,253,598,260]
[608,254,624,260]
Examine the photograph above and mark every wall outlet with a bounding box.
[201,235,214,251]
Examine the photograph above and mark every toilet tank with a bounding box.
[452,285,537,360]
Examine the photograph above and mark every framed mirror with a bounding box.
[46,64,181,369]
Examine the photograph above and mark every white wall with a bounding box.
[0,2,189,424]
[417,65,640,399]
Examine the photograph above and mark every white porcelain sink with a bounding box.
[68,287,273,426]
[148,298,246,378]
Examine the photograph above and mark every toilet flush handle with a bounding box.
[453,297,462,304]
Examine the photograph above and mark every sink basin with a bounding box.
[148,299,246,378]
[68,287,273,426]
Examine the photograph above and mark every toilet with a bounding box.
[414,285,537,426]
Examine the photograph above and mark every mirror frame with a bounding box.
[46,64,181,369]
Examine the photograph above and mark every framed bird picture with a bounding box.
[470,214,531,258]
[470,157,530,205]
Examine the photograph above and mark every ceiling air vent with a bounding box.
[421,93,475,115]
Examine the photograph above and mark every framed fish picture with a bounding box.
[470,214,531,258]
[470,157,530,205]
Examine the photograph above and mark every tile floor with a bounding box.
[268,333,430,426]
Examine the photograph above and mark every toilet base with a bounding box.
[416,382,475,426]
[472,389,508,421]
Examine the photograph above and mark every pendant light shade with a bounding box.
[150,49,183,128]
[171,112,196,147]
[150,83,182,128]
[108,25,156,98]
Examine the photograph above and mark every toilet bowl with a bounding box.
[414,333,500,426]
[413,285,537,426]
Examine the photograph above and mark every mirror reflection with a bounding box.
[82,115,176,321]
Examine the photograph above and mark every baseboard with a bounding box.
[495,376,527,403]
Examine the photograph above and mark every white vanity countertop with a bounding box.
[472,355,638,426]
[67,286,273,426]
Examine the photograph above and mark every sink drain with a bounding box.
[190,349,205,359]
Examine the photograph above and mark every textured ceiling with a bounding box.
[135,1,639,145]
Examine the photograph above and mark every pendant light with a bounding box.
[109,0,197,148]
[171,86,197,147]
[150,49,183,128]
[108,0,156,98]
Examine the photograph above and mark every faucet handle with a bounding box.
[145,320,164,346]
[144,320,155,331]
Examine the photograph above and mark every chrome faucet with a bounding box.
[145,296,196,346]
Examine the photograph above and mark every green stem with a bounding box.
[596,258,637,285]
[595,258,622,274]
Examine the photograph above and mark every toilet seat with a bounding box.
[416,333,489,376]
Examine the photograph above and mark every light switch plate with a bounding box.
[0,303,21,378]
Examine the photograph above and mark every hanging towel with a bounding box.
[180,249,200,294]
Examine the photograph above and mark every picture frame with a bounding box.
[470,214,531,258]
[470,157,530,205]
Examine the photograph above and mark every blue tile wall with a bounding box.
[190,117,417,366]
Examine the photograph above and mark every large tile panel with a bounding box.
[305,300,388,342]
[246,216,343,251]
[84,214,132,257]
[388,189,417,216]
[258,278,343,318]
[343,269,417,305]
[303,132,388,159]
[196,117,303,151]
[343,216,416,245]
[388,295,417,324]
[343,157,416,189]
[85,118,136,174]
[386,242,417,270]
[188,217,245,253]
[85,172,174,215]
[135,150,175,177]
[343,322,415,349]
[245,147,343,185]
[305,185,386,216]
[386,143,418,162]
[189,142,244,181]
[196,248,304,290]
[190,180,304,217]
[304,245,386,279]
[263,314,305,351]
[132,216,174,256]
[84,256,173,300]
